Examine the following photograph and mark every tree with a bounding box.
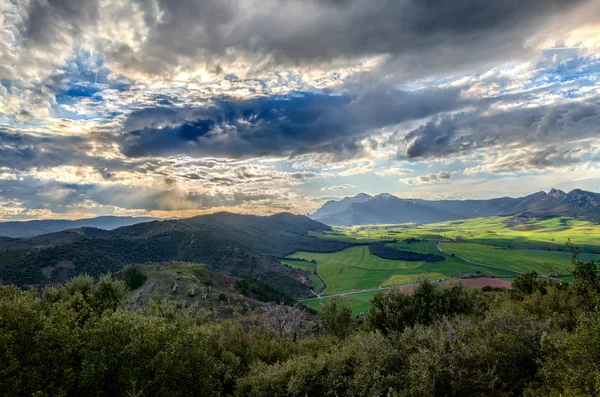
[93,274,128,313]
[368,280,477,334]
[568,239,600,310]
[262,302,306,340]
[124,265,148,290]
[513,271,540,294]
[319,297,352,339]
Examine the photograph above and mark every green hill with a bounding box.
[0,213,350,299]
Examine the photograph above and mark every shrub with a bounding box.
[123,265,148,290]
[319,297,353,339]
[368,280,479,333]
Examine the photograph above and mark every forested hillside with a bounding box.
[0,213,349,299]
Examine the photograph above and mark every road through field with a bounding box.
[436,240,522,275]
[299,285,390,302]
[437,240,562,282]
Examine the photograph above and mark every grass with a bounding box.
[382,272,446,287]
[316,216,600,254]
[297,216,600,313]
[301,291,382,317]
[287,245,504,295]
[441,242,600,275]
[287,246,424,294]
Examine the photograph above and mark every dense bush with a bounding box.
[235,275,295,304]
[319,296,353,339]
[123,264,148,290]
[368,279,481,333]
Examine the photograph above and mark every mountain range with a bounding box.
[0,216,159,238]
[310,189,600,226]
[0,212,349,299]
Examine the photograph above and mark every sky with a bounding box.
[1,0,600,220]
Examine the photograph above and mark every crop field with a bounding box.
[302,290,380,317]
[287,245,506,295]
[298,216,600,313]
[287,246,421,295]
[382,272,446,287]
[315,216,600,253]
[440,242,600,274]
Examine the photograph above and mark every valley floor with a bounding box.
[285,216,600,315]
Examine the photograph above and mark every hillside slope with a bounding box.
[0,213,349,299]
[125,263,296,318]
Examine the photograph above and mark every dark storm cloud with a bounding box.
[0,129,141,172]
[404,99,600,160]
[123,0,587,77]
[14,0,591,79]
[21,0,99,48]
[119,87,467,158]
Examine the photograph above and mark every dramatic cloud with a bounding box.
[400,171,452,185]
[119,87,467,159]
[10,0,595,80]
[403,99,600,160]
[464,148,576,175]
[0,0,600,219]
[321,184,355,191]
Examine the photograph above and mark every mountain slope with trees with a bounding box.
[0,213,349,299]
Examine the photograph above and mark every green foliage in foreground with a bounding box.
[2,251,600,396]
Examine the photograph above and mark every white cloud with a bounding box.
[399,171,453,185]
[320,184,355,191]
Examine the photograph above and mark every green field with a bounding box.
[298,216,600,313]
[316,216,600,253]
[302,290,382,317]
[382,272,446,287]
[441,242,600,274]
[287,245,504,295]
[287,246,421,295]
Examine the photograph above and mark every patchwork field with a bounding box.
[440,242,600,275]
[287,246,421,295]
[286,245,507,295]
[316,216,600,253]
[296,216,600,314]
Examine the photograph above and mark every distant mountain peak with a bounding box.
[310,192,374,220]
[565,189,600,207]
[377,193,396,200]
[548,188,567,200]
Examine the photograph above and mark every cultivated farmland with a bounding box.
[293,216,600,314]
